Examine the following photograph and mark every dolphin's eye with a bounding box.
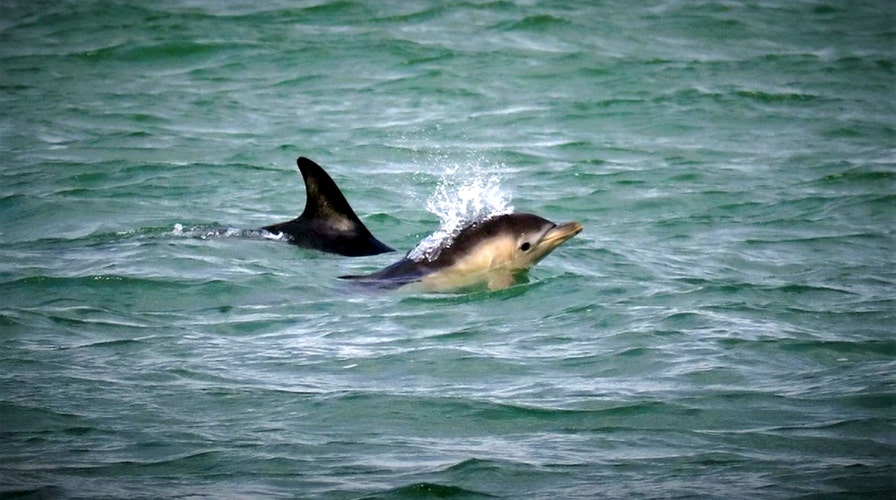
[520,242,531,252]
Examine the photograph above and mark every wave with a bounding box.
[358,481,497,499]
[494,14,574,33]
[77,41,252,64]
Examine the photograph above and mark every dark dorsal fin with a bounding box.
[297,156,365,227]
[262,157,394,256]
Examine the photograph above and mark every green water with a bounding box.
[1,1,894,498]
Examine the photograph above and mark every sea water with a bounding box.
[1,1,894,498]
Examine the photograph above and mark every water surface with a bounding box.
[1,1,894,498]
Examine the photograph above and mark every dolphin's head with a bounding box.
[422,213,582,290]
[490,213,583,271]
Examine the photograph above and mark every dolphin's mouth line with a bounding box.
[540,221,583,246]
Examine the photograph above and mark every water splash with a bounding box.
[407,159,513,262]
[170,223,270,240]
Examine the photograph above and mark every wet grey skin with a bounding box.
[262,157,394,257]
[341,213,583,292]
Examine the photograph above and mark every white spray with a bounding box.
[407,159,513,262]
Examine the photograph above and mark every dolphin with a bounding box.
[341,213,582,292]
[262,157,394,256]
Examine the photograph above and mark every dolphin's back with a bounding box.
[339,258,427,288]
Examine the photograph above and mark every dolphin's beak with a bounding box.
[540,221,583,248]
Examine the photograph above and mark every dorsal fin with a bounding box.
[297,156,365,229]
[262,157,394,256]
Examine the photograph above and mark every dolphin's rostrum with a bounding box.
[262,157,394,256]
